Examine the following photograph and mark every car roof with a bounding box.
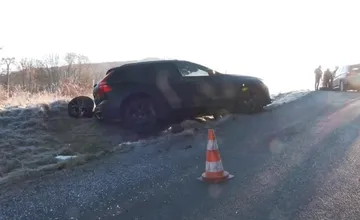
[340,63,360,67]
[107,59,185,74]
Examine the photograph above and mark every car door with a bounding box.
[173,61,222,109]
[153,62,199,109]
[333,66,345,88]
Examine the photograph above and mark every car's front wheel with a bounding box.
[121,96,159,133]
[244,97,263,114]
[234,90,263,114]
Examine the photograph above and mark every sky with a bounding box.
[1,0,360,94]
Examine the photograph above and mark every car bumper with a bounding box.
[94,100,107,120]
[259,94,272,106]
[94,100,126,122]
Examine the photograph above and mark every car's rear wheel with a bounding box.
[121,96,159,133]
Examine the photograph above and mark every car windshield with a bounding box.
[176,61,222,77]
[196,63,222,75]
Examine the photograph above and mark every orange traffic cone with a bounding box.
[198,129,234,183]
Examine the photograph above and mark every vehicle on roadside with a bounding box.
[93,60,271,133]
[332,64,360,92]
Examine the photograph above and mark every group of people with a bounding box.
[314,65,339,90]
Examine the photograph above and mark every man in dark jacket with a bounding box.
[314,65,322,90]
[323,68,332,88]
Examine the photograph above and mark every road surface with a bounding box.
[2,91,360,220]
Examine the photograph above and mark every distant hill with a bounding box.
[0,57,163,87]
[86,57,162,73]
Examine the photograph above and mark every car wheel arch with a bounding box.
[119,91,171,120]
[120,92,152,112]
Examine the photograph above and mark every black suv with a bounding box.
[93,60,271,132]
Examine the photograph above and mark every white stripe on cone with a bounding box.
[207,140,218,150]
[206,161,224,172]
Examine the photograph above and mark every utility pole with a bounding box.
[1,57,15,98]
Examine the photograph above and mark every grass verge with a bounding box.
[0,91,138,187]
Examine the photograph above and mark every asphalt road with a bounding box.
[2,91,360,220]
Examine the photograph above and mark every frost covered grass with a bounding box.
[0,90,136,187]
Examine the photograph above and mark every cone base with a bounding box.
[198,171,234,183]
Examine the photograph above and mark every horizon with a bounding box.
[2,0,360,94]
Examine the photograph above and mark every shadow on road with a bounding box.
[237,100,360,219]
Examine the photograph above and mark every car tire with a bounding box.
[235,91,263,114]
[245,99,263,114]
[121,95,159,134]
[68,96,94,118]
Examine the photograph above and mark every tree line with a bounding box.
[0,52,128,97]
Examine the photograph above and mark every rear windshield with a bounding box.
[102,64,154,82]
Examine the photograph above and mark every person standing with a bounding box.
[314,65,323,90]
[330,66,339,89]
[323,68,332,88]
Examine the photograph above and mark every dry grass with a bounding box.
[0,86,137,187]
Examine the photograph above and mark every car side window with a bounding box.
[153,63,182,78]
[109,64,153,82]
[175,61,210,77]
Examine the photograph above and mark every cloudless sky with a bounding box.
[1,0,360,94]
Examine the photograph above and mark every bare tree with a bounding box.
[1,57,15,97]
[18,58,36,90]
[64,52,78,78]
[35,54,61,91]
[64,52,91,83]
[0,51,99,95]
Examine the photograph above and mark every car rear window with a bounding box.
[106,64,154,82]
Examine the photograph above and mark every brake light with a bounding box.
[98,74,112,95]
